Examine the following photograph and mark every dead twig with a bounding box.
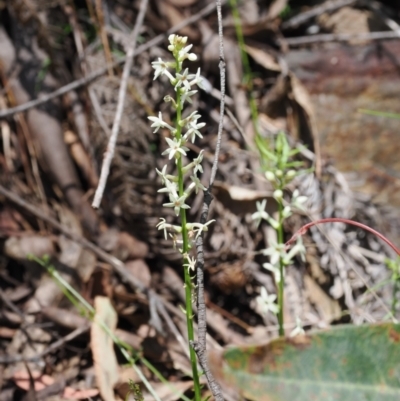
[0,1,224,119]
[190,1,225,401]
[362,1,400,36]
[284,30,400,47]
[0,325,89,364]
[92,0,149,208]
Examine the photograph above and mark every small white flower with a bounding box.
[158,176,178,198]
[189,68,205,89]
[290,316,305,337]
[257,287,279,315]
[175,68,192,91]
[162,137,189,160]
[263,242,286,266]
[180,89,197,106]
[291,189,308,211]
[183,255,197,272]
[267,217,280,230]
[178,44,197,62]
[192,150,204,174]
[151,58,175,81]
[156,218,181,240]
[263,262,282,283]
[188,174,206,194]
[163,193,190,216]
[184,121,205,143]
[179,111,201,128]
[155,165,168,184]
[283,236,306,265]
[188,220,215,239]
[156,218,169,240]
[251,199,269,228]
[148,112,175,133]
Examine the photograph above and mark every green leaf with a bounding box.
[215,324,400,401]
[358,109,400,120]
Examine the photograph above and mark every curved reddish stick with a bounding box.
[285,217,400,256]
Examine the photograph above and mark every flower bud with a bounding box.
[275,169,283,178]
[265,171,275,182]
[273,189,283,201]
[282,206,292,218]
[286,170,296,179]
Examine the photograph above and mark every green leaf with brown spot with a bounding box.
[212,324,400,401]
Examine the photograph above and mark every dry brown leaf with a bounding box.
[4,235,55,260]
[125,259,151,288]
[64,130,98,188]
[42,306,88,329]
[304,274,342,323]
[213,181,274,215]
[318,7,378,45]
[0,327,16,338]
[98,229,148,261]
[13,370,54,392]
[268,0,288,19]
[290,73,320,173]
[245,45,281,72]
[290,74,315,127]
[91,296,119,401]
[157,1,198,40]
[76,248,97,283]
[62,387,99,400]
[143,381,195,401]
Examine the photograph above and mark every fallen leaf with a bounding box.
[91,296,119,401]
[213,181,274,215]
[211,324,400,401]
[245,45,281,72]
[63,387,99,400]
[304,274,341,322]
[13,370,54,392]
[4,235,55,260]
[268,0,288,19]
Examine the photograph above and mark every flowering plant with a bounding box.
[148,34,214,400]
[253,132,309,336]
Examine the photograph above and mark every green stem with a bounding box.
[277,199,285,337]
[391,274,400,317]
[175,87,201,401]
[229,0,263,145]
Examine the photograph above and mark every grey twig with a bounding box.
[92,0,149,208]
[0,325,89,364]
[191,1,226,400]
[284,30,400,46]
[0,1,223,119]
